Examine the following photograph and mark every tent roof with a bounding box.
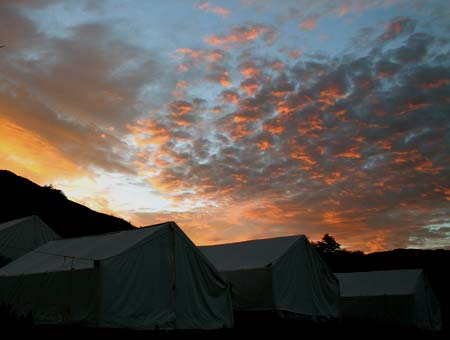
[0,215,41,231]
[336,269,423,297]
[0,222,172,276]
[199,235,305,271]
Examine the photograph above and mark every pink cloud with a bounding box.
[204,24,277,47]
[338,3,350,16]
[299,16,318,30]
[197,2,231,18]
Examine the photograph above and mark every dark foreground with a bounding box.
[2,310,448,338]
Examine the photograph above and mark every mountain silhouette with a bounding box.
[0,170,134,238]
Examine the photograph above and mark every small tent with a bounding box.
[0,221,233,330]
[199,235,340,320]
[0,215,60,261]
[336,269,442,330]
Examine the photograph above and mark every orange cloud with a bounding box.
[319,85,347,105]
[197,2,231,18]
[290,146,317,167]
[288,49,302,59]
[256,139,271,151]
[263,118,285,134]
[277,96,313,115]
[172,80,188,99]
[222,90,239,105]
[239,79,259,96]
[298,115,325,135]
[270,60,284,71]
[381,21,403,40]
[299,16,317,30]
[231,173,248,183]
[0,117,86,184]
[377,70,394,79]
[229,123,253,140]
[176,48,225,63]
[415,159,443,174]
[338,3,350,16]
[169,100,194,116]
[420,79,449,89]
[204,24,276,47]
[178,63,189,72]
[206,49,225,62]
[272,89,291,98]
[336,146,362,159]
[434,186,450,201]
[396,102,430,116]
[239,64,261,78]
[324,172,343,186]
[198,2,209,10]
[127,119,170,146]
[217,72,231,87]
[212,106,222,113]
[379,17,414,41]
[335,109,348,121]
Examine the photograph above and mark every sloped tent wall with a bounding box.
[336,269,442,331]
[0,222,233,330]
[0,215,61,261]
[271,236,341,319]
[200,235,340,320]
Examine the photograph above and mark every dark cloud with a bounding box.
[1,22,164,128]
[0,5,173,174]
[0,0,57,8]
[390,32,433,64]
[0,6,40,51]
[378,17,416,42]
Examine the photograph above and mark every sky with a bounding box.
[1,0,449,252]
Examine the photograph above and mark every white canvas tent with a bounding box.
[0,221,233,330]
[199,235,340,320]
[0,215,60,261]
[336,269,442,330]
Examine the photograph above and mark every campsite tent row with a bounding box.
[0,216,340,329]
[0,216,443,330]
[0,220,233,330]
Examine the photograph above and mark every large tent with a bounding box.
[336,269,442,330]
[0,215,60,261]
[199,235,340,320]
[0,221,233,330]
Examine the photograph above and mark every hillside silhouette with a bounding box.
[0,170,134,237]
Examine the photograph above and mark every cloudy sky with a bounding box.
[1,0,449,252]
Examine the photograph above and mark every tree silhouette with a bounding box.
[312,233,341,254]
[43,184,67,199]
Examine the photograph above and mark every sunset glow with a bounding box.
[1,0,449,252]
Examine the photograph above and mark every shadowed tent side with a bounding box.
[199,235,340,321]
[0,215,61,263]
[336,269,442,331]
